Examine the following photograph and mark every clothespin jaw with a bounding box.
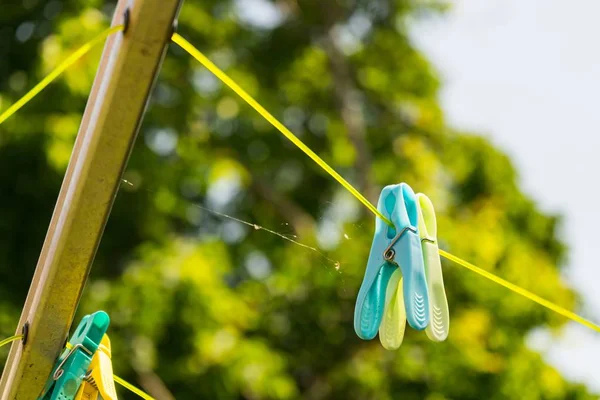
[38,311,110,400]
[378,269,406,350]
[354,183,430,341]
[416,194,449,342]
[75,334,117,400]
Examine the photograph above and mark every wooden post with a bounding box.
[0,0,183,397]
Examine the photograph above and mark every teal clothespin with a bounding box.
[354,183,430,340]
[38,311,110,400]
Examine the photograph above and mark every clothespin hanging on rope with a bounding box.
[377,192,450,349]
[39,311,110,400]
[75,334,118,400]
[416,193,450,342]
[354,183,430,343]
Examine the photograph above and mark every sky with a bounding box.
[409,0,600,391]
[234,0,600,391]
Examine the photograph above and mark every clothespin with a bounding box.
[39,311,110,400]
[74,334,117,400]
[354,183,430,342]
[416,193,450,342]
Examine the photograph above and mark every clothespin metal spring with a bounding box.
[383,226,417,262]
[53,343,93,380]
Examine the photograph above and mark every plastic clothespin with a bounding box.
[354,183,430,341]
[74,334,117,400]
[416,193,450,342]
[39,311,110,400]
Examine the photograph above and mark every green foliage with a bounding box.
[0,0,594,399]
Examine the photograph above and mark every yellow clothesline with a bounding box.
[0,334,22,348]
[0,25,124,125]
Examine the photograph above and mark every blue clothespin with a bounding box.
[354,183,430,340]
[38,311,110,400]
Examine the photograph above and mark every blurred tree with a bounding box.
[0,0,595,399]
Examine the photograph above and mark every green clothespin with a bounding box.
[38,311,110,400]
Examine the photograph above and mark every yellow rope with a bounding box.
[171,33,394,228]
[172,33,600,333]
[438,249,600,332]
[0,25,124,126]
[114,375,156,400]
[0,334,23,348]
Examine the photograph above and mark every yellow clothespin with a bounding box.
[75,334,118,400]
[416,193,449,342]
